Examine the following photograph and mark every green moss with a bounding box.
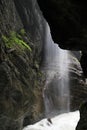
[2,31,32,52]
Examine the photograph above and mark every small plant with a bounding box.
[2,31,32,52]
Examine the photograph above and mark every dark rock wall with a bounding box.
[80,52,87,77]
[0,0,23,34]
[37,0,87,51]
[0,0,45,130]
[76,101,87,130]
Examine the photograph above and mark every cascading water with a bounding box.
[42,24,70,117]
[58,48,70,112]
[23,23,81,130]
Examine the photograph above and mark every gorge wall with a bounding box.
[0,0,46,129]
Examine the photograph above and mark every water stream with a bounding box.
[23,24,80,130]
[42,24,70,117]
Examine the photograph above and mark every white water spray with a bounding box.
[23,111,80,130]
[59,48,70,112]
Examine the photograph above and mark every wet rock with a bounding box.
[43,51,87,115]
[0,0,45,129]
[76,101,87,130]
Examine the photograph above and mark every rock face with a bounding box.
[80,52,87,77]
[0,0,45,130]
[76,101,87,130]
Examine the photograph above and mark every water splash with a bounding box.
[23,111,80,130]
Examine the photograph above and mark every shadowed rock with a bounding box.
[37,0,87,51]
[76,101,87,130]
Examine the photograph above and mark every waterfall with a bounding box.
[23,23,82,130]
[42,24,70,117]
[58,48,70,112]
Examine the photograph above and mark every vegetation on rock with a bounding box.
[0,0,45,129]
[2,31,32,53]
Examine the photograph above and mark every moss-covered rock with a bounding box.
[2,31,32,52]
